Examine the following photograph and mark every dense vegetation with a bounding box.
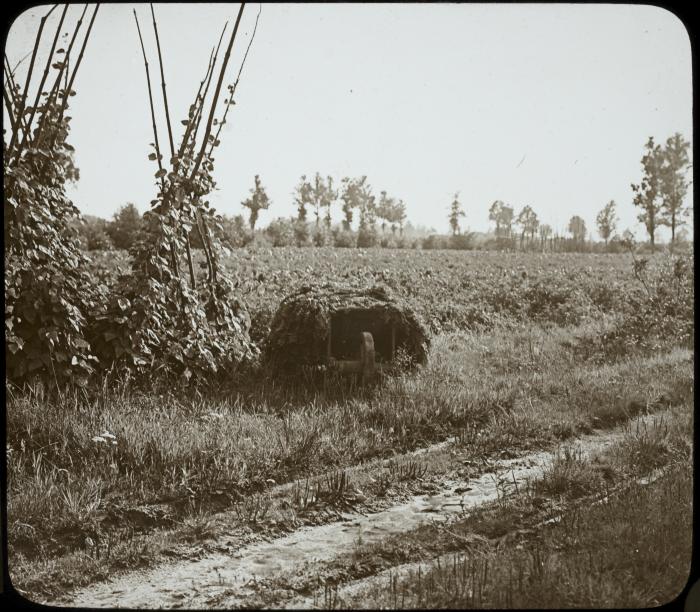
[85,247,693,356]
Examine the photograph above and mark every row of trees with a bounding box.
[82,187,686,254]
[81,132,690,254]
[480,199,591,251]
[83,198,628,253]
[237,179,613,252]
[240,173,408,234]
[78,202,424,251]
[477,132,691,252]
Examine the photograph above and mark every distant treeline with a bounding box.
[78,131,691,254]
[73,204,689,254]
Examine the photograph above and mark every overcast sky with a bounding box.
[5,3,693,238]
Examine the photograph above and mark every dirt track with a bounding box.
[58,412,664,609]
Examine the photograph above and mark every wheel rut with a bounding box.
[60,412,664,609]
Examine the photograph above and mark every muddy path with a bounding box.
[61,412,664,609]
[285,463,672,609]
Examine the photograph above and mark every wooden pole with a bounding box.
[3,56,32,141]
[187,2,245,182]
[6,4,58,157]
[36,4,89,149]
[149,3,196,288]
[13,3,68,163]
[149,3,175,160]
[175,42,217,166]
[170,23,226,290]
[184,2,245,290]
[134,9,180,279]
[175,45,219,290]
[207,3,260,158]
[3,87,20,136]
[181,17,231,289]
[185,22,227,162]
[53,4,99,147]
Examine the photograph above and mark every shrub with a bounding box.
[449,233,475,250]
[265,217,296,247]
[572,255,694,361]
[106,203,143,250]
[312,226,332,247]
[293,219,312,247]
[86,215,258,387]
[333,229,357,248]
[5,68,98,386]
[220,214,251,248]
[357,225,380,248]
[422,234,449,250]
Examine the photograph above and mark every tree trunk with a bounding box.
[671,213,676,244]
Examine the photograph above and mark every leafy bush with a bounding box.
[5,71,98,386]
[312,226,332,247]
[379,235,396,248]
[622,255,693,346]
[449,232,475,250]
[221,214,251,248]
[356,225,380,248]
[571,255,693,361]
[293,219,312,247]
[84,43,260,387]
[333,229,357,248]
[87,218,257,387]
[265,217,296,247]
[106,203,143,250]
[72,215,113,251]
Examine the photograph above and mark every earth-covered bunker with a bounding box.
[264,283,430,375]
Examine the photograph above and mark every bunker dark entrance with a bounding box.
[329,311,395,363]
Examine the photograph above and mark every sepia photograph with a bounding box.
[4,2,694,609]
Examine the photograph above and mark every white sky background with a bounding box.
[5,3,693,239]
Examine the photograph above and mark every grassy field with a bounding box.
[7,247,694,606]
[315,403,693,609]
[88,248,646,338]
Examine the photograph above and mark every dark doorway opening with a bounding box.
[330,311,395,363]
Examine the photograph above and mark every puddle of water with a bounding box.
[63,414,662,609]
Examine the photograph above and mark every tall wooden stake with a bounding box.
[53,4,100,147]
[13,3,68,164]
[134,9,180,280]
[7,4,58,157]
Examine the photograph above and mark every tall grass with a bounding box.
[336,403,693,609]
[7,324,693,562]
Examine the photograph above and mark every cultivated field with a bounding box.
[7,247,693,608]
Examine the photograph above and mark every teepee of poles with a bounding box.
[131,2,261,290]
